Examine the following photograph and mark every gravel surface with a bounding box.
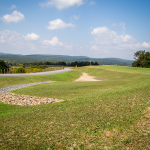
[0,81,55,94]
[0,93,63,105]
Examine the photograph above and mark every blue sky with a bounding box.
[0,0,150,60]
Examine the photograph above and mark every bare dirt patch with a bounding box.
[74,72,104,82]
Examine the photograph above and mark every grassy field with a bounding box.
[0,65,150,149]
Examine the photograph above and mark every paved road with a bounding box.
[0,68,74,77]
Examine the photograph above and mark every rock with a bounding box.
[0,93,64,106]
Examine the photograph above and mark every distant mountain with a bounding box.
[0,52,133,66]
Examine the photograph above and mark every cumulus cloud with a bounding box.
[0,30,75,55]
[10,5,17,9]
[91,26,150,52]
[43,37,63,46]
[0,10,25,23]
[91,26,134,45]
[39,0,84,10]
[24,33,40,41]
[133,42,150,49]
[46,19,75,30]
[0,30,20,41]
[141,42,150,48]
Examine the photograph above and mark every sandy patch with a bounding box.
[74,72,103,81]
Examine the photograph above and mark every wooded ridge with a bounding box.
[0,52,133,66]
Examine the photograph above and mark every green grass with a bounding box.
[0,66,150,149]
[99,65,150,74]
[0,70,81,89]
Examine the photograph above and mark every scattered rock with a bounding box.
[0,93,63,106]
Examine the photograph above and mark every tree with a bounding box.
[132,50,150,68]
[0,60,9,73]
[94,62,99,65]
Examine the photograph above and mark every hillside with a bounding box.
[0,52,133,66]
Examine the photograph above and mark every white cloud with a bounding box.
[111,23,117,26]
[90,0,95,5]
[112,22,126,34]
[10,5,17,9]
[43,37,63,46]
[0,10,25,23]
[134,42,150,49]
[24,33,40,41]
[31,46,36,50]
[39,0,84,10]
[91,26,150,53]
[0,30,73,55]
[112,22,125,28]
[71,15,80,20]
[46,19,75,30]
[0,36,5,43]
[9,35,14,41]
[141,42,150,48]
[0,30,21,42]
[91,26,111,35]
[91,26,134,45]
[91,45,99,50]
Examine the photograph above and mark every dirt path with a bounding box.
[74,72,103,81]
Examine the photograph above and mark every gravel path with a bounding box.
[0,68,73,77]
[0,81,55,94]
[0,68,74,94]
[0,68,72,105]
[0,71,104,106]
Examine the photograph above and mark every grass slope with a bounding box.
[0,66,150,149]
[0,70,80,89]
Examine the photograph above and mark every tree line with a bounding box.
[23,61,99,67]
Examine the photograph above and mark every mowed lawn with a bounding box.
[0,66,150,149]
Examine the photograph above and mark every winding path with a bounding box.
[0,68,73,94]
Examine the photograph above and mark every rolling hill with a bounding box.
[0,52,133,66]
